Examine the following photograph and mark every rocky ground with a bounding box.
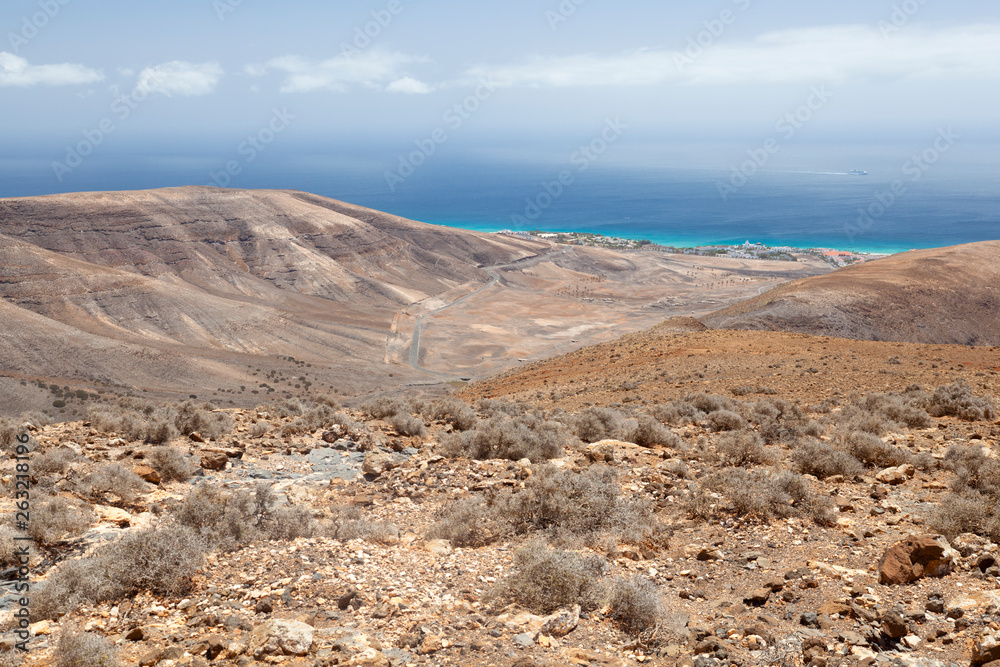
[0,356,999,667]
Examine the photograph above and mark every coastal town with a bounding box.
[495,229,889,267]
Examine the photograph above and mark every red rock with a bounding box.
[878,535,958,585]
[133,465,161,484]
[200,452,228,470]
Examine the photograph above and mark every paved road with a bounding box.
[407,248,567,380]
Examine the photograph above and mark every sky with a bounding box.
[2,0,1000,194]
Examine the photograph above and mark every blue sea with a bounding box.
[2,154,998,255]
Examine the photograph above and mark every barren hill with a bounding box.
[0,187,548,408]
[0,187,830,415]
[700,241,1000,346]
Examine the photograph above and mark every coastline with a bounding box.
[423,220,908,257]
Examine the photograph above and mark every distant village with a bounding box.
[494,230,887,266]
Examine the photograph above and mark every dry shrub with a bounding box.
[440,414,571,461]
[801,420,826,437]
[732,385,777,397]
[33,446,79,474]
[29,496,93,545]
[619,415,683,448]
[301,403,342,430]
[327,507,400,544]
[146,446,195,482]
[250,421,271,438]
[32,525,203,621]
[502,465,654,540]
[792,439,863,479]
[927,491,1000,541]
[362,397,408,419]
[425,398,478,431]
[707,410,745,432]
[854,392,934,429]
[256,397,305,417]
[477,399,528,418]
[173,482,315,552]
[487,541,607,613]
[716,431,774,466]
[388,412,427,437]
[173,400,232,439]
[428,465,658,546]
[835,389,934,437]
[20,411,50,428]
[703,468,834,525]
[944,444,1000,496]
[648,401,704,426]
[924,380,997,421]
[425,496,501,548]
[608,576,664,633]
[839,431,911,468]
[87,398,177,444]
[573,407,624,443]
[687,392,739,414]
[0,418,20,452]
[87,463,148,505]
[0,526,20,567]
[56,630,119,667]
[927,442,1000,541]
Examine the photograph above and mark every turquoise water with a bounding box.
[2,157,998,254]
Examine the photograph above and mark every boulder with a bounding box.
[952,532,991,558]
[875,464,915,485]
[973,632,1000,666]
[200,452,228,470]
[584,441,614,462]
[743,588,771,607]
[881,610,908,639]
[132,465,161,484]
[362,450,394,476]
[877,535,958,585]
[95,505,132,527]
[540,604,580,637]
[189,431,206,443]
[423,539,452,556]
[247,619,314,657]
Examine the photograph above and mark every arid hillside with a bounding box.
[701,242,1000,346]
[466,320,1000,412]
[3,326,999,667]
[0,187,830,416]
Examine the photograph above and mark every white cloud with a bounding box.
[136,61,223,97]
[385,76,433,94]
[254,51,429,93]
[467,23,1000,88]
[0,52,103,87]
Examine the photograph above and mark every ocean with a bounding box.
[2,155,998,255]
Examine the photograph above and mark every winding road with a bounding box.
[407,248,567,380]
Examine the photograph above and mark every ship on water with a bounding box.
[848,169,869,176]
